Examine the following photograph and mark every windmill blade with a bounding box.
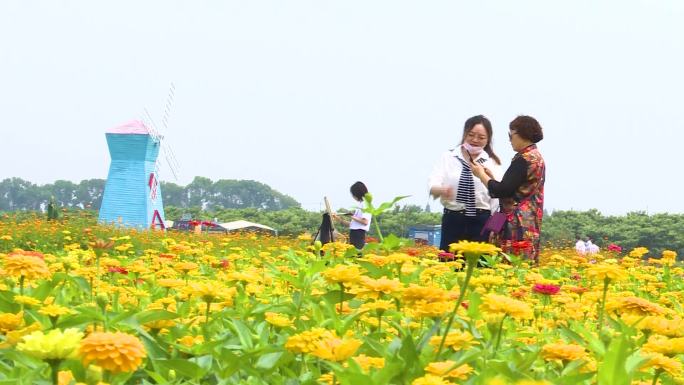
[161,82,175,131]
[142,108,163,143]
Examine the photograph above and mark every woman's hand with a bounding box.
[470,162,490,183]
[431,186,454,200]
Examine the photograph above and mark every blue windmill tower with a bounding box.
[98,120,169,229]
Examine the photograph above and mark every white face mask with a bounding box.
[462,142,485,155]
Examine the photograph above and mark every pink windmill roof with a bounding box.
[107,120,151,135]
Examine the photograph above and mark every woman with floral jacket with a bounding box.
[471,115,546,262]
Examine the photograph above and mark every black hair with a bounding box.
[350,181,368,201]
[461,115,501,165]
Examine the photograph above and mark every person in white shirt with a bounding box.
[586,238,599,255]
[334,181,372,250]
[575,236,587,255]
[428,115,503,251]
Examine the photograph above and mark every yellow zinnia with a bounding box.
[586,263,629,282]
[4,253,50,280]
[479,294,534,320]
[449,241,501,257]
[541,342,587,362]
[310,334,362,362]
[17,328,83,360]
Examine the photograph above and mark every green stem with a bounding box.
[652,368,662,385]
[373,221,384,243]
[339,284,344,313]
[493,315,507,357]
[436,253,477,357]
[597,278,610,334]
[48,360,61,385]
[19,275,25,295]
[205,300,212,325]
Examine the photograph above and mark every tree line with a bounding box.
[0,177,299,212]
[167,205,684,257]
[1,177,681,256]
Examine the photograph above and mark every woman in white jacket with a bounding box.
[429,115,503,252]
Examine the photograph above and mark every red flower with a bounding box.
[532,283,560,295]
[511,240,532,254]
[570,274,582,281]
[607,243,622,253]
[438,252,456,262]
[461,301,469,310]
[108,266,128,275]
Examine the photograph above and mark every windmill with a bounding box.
[98,84,180,229]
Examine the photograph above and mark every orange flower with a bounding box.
[79,332,146,373]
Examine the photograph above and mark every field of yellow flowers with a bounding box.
[0,212,682,385]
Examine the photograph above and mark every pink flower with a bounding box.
[532,283,560,295]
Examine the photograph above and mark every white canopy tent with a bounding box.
[219,220,278,235]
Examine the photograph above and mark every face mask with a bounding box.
[462,142,485,155]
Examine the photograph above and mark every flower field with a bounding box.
[0,212,683,385]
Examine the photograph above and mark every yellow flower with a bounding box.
[629,247,649,258]
[321,265,363,286]
[13,295,41,307]
[0,322,42,347]
[265,312,293,328]
[80,332,146,373]
[310,334,362,362]
[58,370,74,385]
[176,335,204,348]
[352,354,385,371]
[429,330,477,351]
[541,342,588,362]
[0,311,24,333]
[411,374,456,385]
[285,328,335,354]
[425,361,473,380]
[359,300,395,313]
[17,328,83,360]
[586,264,629,282]
[409,300,454,319]
[641,352,682,377]
[605,296,667,316]
[449,241,501,257]
[642,335,684,356]
[39,304,74,317]
[157,278,185,289]
[4,253,50,280]
[356,276,403,298]
[479,294,534,320]
[187,280,236,303]
[402,284,449,304]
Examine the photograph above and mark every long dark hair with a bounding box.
[460,115,501,165]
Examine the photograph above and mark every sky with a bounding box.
[1,1,683,215]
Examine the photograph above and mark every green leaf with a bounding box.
[229,319,255,350]
[255,352,283,370]
[322,290,356,306]
[156,359,207,380]
[135,309,178,325]
[597,333,632,385]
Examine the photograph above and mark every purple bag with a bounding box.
[481,212,507,236]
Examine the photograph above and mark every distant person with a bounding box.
[333,181,372,250]
[471,115,546,262]
[585,238,600,255]
[428,115,503,252]
[575,236,587,255]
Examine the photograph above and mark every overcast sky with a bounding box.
[1,1,683,215]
